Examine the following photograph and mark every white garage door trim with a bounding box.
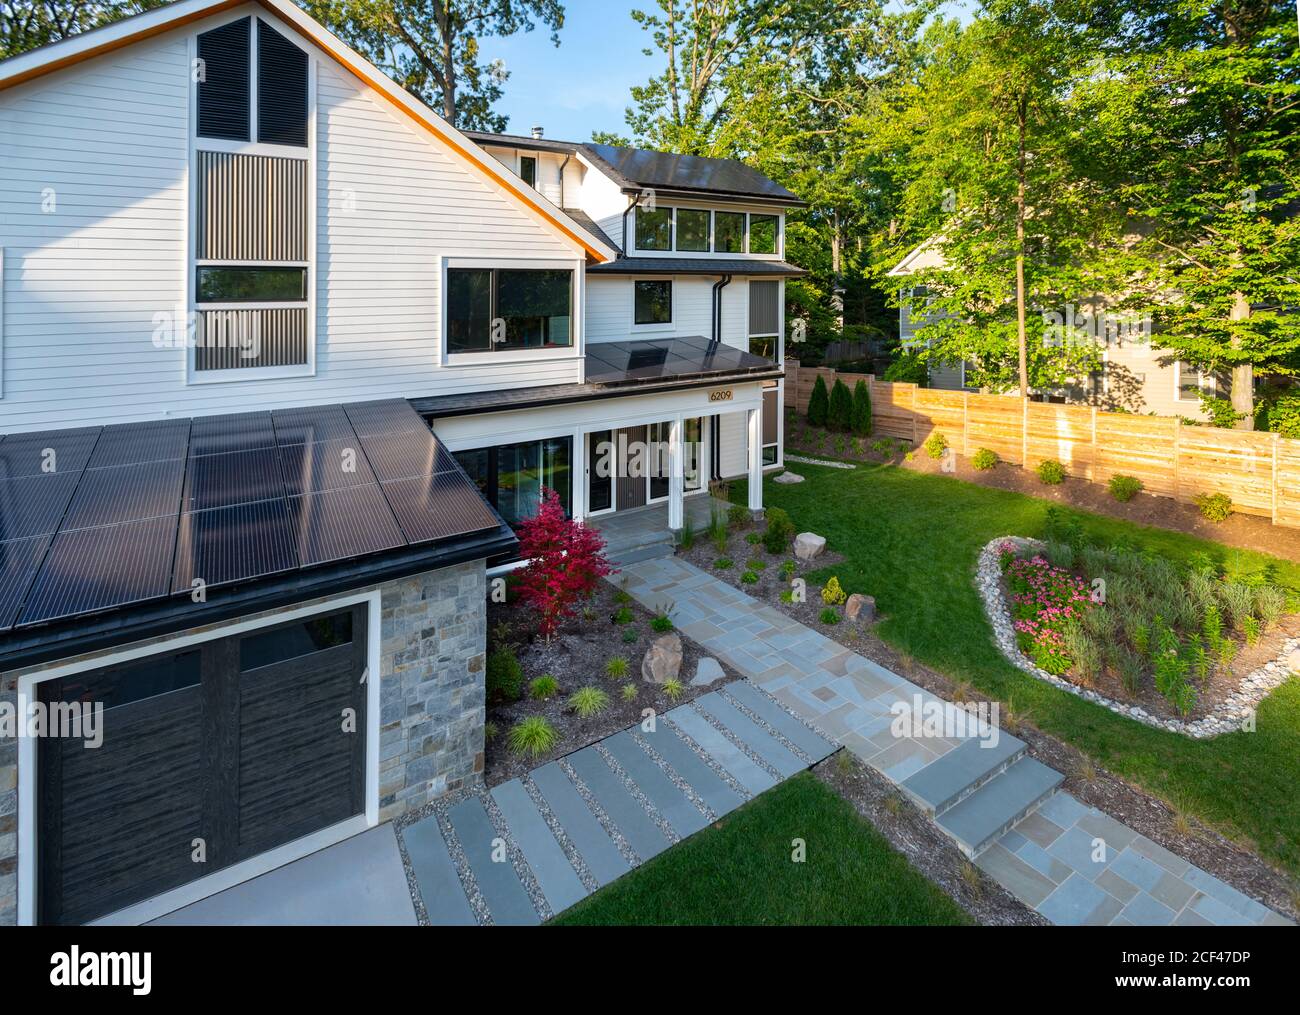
[17,589,382,926]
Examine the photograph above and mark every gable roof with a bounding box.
[463,130,806,208]
[0,0,617,262]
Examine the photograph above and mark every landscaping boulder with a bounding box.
[793,532,827,560]
[692,656,726,686]
[773,471,804,485]
[642,633,683,684]
[1287,649,1300,673]
[845,593,876,624]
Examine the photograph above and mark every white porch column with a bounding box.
[746,406,764,519]
[667,414,685,531]
[571,427,587,522]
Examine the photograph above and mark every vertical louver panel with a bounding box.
[749,280,780,336]
[257,19,309,147]
[197,18,251,142]
[197,308,309,371]
[197,152,308,262]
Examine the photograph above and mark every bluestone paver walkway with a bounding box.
[617,556,1291,927]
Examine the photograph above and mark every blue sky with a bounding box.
[483,0,975,143]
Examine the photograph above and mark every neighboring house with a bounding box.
[0,0,804,926]
[886,241,1215,418]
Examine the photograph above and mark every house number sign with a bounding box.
[708,389,734,402]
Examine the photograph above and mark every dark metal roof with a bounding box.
[412,337,781,419]
[562,208,619,253]
[0,400,514,666]
[587,257,806,277]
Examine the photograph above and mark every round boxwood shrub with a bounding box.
[1194,492,1233,522]
[923,432,948,459]
[1036,459,1066,485]
[762,506,796,554]
[487,646,524,701]
[972,448,998,471]
[1108,474,1143,502]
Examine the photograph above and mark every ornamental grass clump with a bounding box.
[508,717,558,758]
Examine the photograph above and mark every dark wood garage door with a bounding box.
[38,604,367,925]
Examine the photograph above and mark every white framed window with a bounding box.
[187,15,316,384]
[631,278,674,331]
[635,205,674,252]
[519,154,538,189]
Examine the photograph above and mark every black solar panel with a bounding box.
[0,473,79,540]
[271,405,355,446]
[0,535,52,629]
[288,484,405,566]
[183,447,285,511]
[0,428,101,479]
[188,411,277,456]
[361,429,456,482]
[279,437,377,496]
[20,515,179,625]
[88,419,190,467]
[343,399,426,438]
[63,460,186,530]
[173,499,298,591]
[381,473,501,545]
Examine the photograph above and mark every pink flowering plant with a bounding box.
[1004,553,1093,675]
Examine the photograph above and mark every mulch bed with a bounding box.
[784,421,1300,563]
[690,538,1300,922]
[483,578,740,788]
[813,752,1046,925]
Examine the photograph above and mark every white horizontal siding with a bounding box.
[586,275,755,351]
[0,22,590,432]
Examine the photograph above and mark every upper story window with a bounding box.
[677,209,710,251]
[197,18,308,147]
[749,214,778,255]
[447,268,574,353]
[715,211,745,253]
[519,155,538,189]
[636,207,673,251]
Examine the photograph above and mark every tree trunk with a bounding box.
[1230,290,1254,429]
[831,211,844,330]
[1014,103,1029,399]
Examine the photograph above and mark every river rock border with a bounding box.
[975,536,1298,738]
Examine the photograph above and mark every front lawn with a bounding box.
[741,462,1300,876]
[551,771,973,926]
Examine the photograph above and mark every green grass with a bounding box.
[551,772,971,925]
[736,462,1300,876]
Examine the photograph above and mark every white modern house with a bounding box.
[0,0,804,925]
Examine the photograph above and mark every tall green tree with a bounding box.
[303,0,564,130]
[1,1,164,58]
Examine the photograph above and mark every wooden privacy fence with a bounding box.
[785,360,1300,528]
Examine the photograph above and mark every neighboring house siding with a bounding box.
[0,21,587,433]
[929,361,965,390]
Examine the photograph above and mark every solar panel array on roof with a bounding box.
[0,399,503,632]
[584,335,777,389]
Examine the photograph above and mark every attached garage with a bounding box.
[36,603,368,925]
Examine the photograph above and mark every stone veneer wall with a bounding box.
[0,558,487,926]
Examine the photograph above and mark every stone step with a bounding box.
[529,762,630,888]
[694,692,806,778]
[609,541,675,566]
[665,705,776,796]
[900,733,1027,817]
[935,757,1065,859]
[490,778,588,916]
[446,796,540,926]
[602,730,709,840]
[637,719,745,819]
[402,814,478,926]
[722,681,837,762]
[567,746,672,862]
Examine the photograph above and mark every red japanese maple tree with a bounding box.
[515,488,614,640]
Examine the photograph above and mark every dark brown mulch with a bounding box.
[693,543,1300,922]
[784,423,1300,563]
[483,579,739,788]
[814,752,1046,926]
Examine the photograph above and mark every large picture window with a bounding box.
[677,209,710,251]
[715,211,745,253]
[447,268,573,353]
[749,214,779,254]
[453,438,572,528]
[636,207,673,251]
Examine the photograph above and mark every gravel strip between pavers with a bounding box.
[521,775,602,895]
[662,715,753,801]
[633,730,719,823]
[434,799,492,927]
[559,756,643,866]
[716,684,817,764]
[392,825,432,927]
[481,790,552,922]
[594,741,681,843]
[688,701,785,780]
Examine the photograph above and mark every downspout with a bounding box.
[621,193,642,255]
[558,153,571,209]
[710,274,731,344]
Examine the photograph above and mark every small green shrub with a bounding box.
[850,379,873,437]
[870,438,895,457]
[972,448,998,471]
[923,432,948,459]
[829,378,853,431]
[486,647,524,701]
[1194,492,1233,522]
[605,656,629,679]
[1243,615,1261,646]
[807,373,830,426]
[727,505,750,529]
[620,683,638,702]
[662,678,685,702]
[529,674,559,700]
[745,531,763,545]
[714,556,734,569]
[1036,459,1066,485]
[746,558,767,571]
[613,588,633,606]
[779,589,795,604]
[650,613,674,633]
[621,627,639,644]
[612,606,634,625]
[819,607,841,625]
[779,559,797,579]
[568,686,611,718]
[1108,474,1143,502]
[821,576,847,605]
[741,570,759,584]
[508,716,558,758]
[762,507,796,554]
